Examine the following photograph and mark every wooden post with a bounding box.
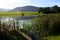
[13,18,15,30]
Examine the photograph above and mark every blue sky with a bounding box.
[0,0,60,9]
[29,0,60,7]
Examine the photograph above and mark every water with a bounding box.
[0,16,36,29]
[0,16,37,40]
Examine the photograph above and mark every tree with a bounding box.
[52,5,60,13]
[38,7,44,13]
[43,7,51,14]
[38,7,51,14]
[38,5,60,14]
[22,13,24,16]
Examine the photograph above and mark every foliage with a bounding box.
[38,5,60,14]
[29,14,60,40]
[52,5,60,13]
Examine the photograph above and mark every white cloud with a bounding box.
[0,0,30,9]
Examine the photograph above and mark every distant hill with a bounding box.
[0,6,39,12]
[0,8,10,12]
[10,6,39,12]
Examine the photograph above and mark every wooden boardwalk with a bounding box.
[18,31,32,40]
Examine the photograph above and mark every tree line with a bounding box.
[38,5,60,14]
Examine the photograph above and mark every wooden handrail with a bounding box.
[18,31,32,40]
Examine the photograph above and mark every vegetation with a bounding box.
[0,11,60,40]
[38,5,60,14]
[21,14,60,40]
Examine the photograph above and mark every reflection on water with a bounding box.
[19,20,32,29]
[0,16,32,29]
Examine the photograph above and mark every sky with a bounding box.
[0,0,60,9]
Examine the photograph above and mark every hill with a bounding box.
[10,6,39,12]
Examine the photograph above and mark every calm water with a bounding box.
[0,16,36,29]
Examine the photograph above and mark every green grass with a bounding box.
[0,12,38,17]
[48,36,60,40]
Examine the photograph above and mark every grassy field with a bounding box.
[48,36,60,40]
[0,12,38,17]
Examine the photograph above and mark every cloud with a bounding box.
[0,0,60,9]
[0,0,29,3]
[0,0,30,9]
